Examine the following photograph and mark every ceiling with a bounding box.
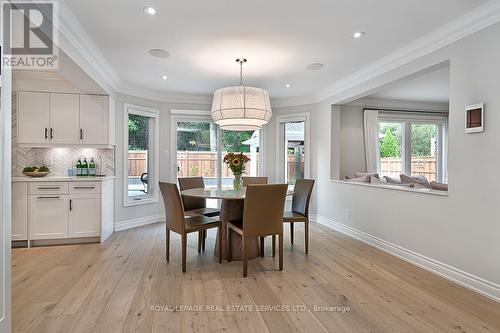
[369,66,450,103]
[63,0,488,101]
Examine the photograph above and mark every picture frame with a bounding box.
[465,103,484,133]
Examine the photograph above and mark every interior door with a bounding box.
[69,194,100,238]
[50,93,80,144]
[29,195,69,239]
[80,95,108,144]
[17,91,50,144]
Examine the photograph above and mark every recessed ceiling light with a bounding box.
[352,31,365,39]
[160,75,168,80]
[148,48,170,58]
[143,6,156,15]
[285,84,291,88]
[305,63,324,71]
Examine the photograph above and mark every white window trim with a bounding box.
[123,103,160,207]
[378,111,448,182]
[275,112,311,184]
[170,109,266,183]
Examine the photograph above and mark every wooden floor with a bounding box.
[12,222,500,333]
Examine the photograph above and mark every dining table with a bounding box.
[181,187,293,261]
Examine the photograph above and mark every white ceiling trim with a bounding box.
[57,0,500,107]
[314,0,500,103]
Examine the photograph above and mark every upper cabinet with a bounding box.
[50,93,80,144]
[17,91,115,147]
[79,95,108,145]
[17,92,50,144]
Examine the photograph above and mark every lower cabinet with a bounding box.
[29,195,69,240]
[13,180,114,245]
[69,194,100,238]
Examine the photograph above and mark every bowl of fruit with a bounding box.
[22,166,50,177]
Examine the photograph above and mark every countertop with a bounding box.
[12,176,115,182]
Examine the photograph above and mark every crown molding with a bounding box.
[314,0,500,103]
[56,1,500,108]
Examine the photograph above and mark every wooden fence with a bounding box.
[128,151,304,179]
[380,156,437,181]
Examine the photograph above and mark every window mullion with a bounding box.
[404,122,411,176]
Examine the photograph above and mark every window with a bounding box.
[378,112,447,182]
[124,104,159,206]
[276,113,310,190]
[171,111,263,189]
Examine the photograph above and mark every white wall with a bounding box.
[339,105,366,179]
[314,23,500,298]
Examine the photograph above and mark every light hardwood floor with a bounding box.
[12,222,500,333]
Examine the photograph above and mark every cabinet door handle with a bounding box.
[44,128,48,139]
[73,186,95,189]
[37,186,60,190]
[50,128,54,139]
[69,199,73,211]
[80,129,84,140]
[37,196,60,199]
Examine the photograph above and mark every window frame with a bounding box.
[378,111,448,183]
[170,109,266,185]
[123,103,160,207]
[275,112,311,185]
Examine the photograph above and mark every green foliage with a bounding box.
[380,128,400,158]
[221,131,252,152]
[411,124,437,156]
[128,115,149,150]
[177,122,211,151]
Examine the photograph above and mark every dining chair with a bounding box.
[273,179,315,255]
[242,176,268,186]
[227,184,288,277]
[178,177,220,252]
[159,182,222,273]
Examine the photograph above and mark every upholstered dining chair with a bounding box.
[227,184,288,277]
[242,176,268,186]
[178,177,220,252]
[159,182,222,273]
[274,179,315,255]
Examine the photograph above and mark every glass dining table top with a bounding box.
[181,187,294,200]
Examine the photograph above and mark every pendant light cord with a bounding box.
[236,58,247,86]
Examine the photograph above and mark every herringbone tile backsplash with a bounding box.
[11,95,116,177]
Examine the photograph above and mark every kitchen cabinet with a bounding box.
[17,91,114,147]
[12,182,28,241]
[29,195,69,240]
[79,95,108,145]
[50,93,80,144]
[69,194,100,238]
[13,178,114,246]
[17,91,50,144]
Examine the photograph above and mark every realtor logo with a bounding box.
[2,0,59,69]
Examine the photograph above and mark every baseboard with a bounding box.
[115,214,165,232]
[310,214,500,303]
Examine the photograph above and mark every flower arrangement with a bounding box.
[223,153,250,190]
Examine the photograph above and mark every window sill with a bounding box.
[123,196,159,207]
[331,180,448,197]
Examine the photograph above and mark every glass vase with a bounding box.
[233,173,243,191]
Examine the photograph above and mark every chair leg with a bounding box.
[242,236,248,277]
[227,227,232,263]
[202,230,206,252]
[290,222,294,245]
[218,227,222,264]
[260,237,264,257]
[272,235,276,257]
[197,231,202,253]
[279,233,284,271]
[181,234,187,273]
[305,219,309,254]
[165,228,170,262]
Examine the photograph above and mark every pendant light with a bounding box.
[211,58,272,131]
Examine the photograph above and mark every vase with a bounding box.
[233,173,243,191]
